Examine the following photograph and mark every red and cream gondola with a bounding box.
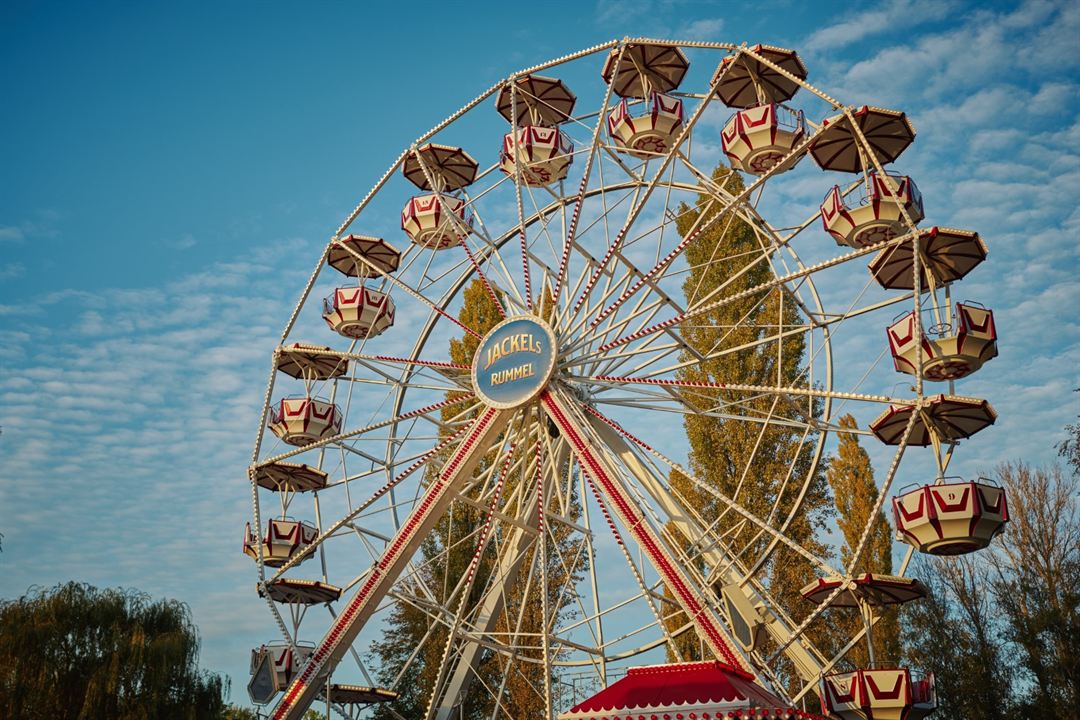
[893,478,1009,555]
[321,286,395,339]
[803,575,935,720]
[602,43,690,159]
[248,642,315,704]
[401,144,477,250]
[887,303,997,381]
[266,396,342,446]
[715,45,809,175]
[822,172,924,248]
[242,518,317,567]
[497,74,575,185]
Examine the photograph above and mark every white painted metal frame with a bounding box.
[244,38,966,720]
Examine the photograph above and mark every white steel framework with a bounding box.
[244,38,994,720]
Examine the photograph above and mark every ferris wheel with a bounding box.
[243,39,1006,720]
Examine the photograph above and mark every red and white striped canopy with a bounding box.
[558,661,825,720]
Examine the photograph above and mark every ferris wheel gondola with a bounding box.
[498,74,577,186]
[599,43,691,159]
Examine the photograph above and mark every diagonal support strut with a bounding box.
[539,387,754,675]
[268,406,513,720]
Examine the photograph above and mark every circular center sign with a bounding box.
[472,315,557,409]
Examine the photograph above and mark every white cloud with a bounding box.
[162,233,197,250]
[803,0,959,52]
[0,238,321,689]
[0,226,25,243]
[0,262,25,280]
[677,17,724,41]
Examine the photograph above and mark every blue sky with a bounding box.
[2,0,1078,707]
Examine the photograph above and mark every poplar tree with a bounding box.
[373,279,504,719]
[661,164,832,671]
[826,413,899,667]
[374,280,581,717]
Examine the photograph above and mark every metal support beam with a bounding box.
[587,412,826,684]
[269,407,513,720]
[539,388,753,675]
[431,443,569,718]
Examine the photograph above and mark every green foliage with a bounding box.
[0,581,227,720]
[662,164,832,672]
[826,414,900,666]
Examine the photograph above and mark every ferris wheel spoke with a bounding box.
[506,84,538,311]
[587,125,825,331]
[551,194,656,332]
[550,44,627,307]
[422,439,522,720]
[558,195,731,360]
[606,286,911,390]
[599,156,681,310]
[541,388,754,672]
[562,156,671,342]
[585,375,911,407]
[520,182,567,297]
[572,457,686,663]
[433,509,541,712]
[409,182,505,309]
[405,418,543,715]
[672,150,792,260]
[566,254,686,352]
[458,194,534,314]
[582,403,838,677]
[591,396,821,436]
[258,393,478,468]
[582,305,688,379]
[591,394,877,441]
[766,407,920,669]
[335,372,463,394]
[597,229,915,354]
[570,55,733,319]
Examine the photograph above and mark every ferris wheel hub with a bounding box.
[471,315,557,409]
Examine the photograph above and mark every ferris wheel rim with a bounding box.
[240,37,977,720]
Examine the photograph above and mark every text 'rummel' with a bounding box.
[483,332,544,387]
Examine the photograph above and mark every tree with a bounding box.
[0,581,227,720]
[373,281,582,717]
[1057,388,1080,476]
[825,414,899,667]
[902,554,1013,720]
[661,164,833,681]
[988,462,1079,716]
[903,460,1080,719]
